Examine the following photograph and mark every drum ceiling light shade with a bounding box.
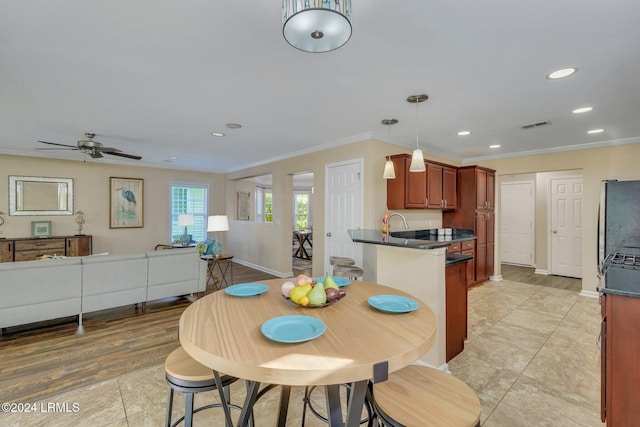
[282,0,352,53]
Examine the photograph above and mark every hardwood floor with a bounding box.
[0,262,278,404]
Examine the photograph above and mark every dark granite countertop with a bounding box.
[445,253,474,267]
[348,228,475,251]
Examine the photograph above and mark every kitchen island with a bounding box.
[349,228,474,369]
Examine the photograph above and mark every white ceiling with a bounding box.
[1,1,639,172]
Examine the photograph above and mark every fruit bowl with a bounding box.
[282,292,346,308]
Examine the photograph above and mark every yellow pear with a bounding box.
[289,283,312,304]
[308,282,327,306]
[324,275,340,291]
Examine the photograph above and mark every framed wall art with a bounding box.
[31,220,52,237]
[110,177,144,228]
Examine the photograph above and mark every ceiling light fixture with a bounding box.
[226,123,242,129]
[588,129,604,134]
[282,0,352,53]
[407,94,428,172]
[489,144,501,149]
[382,118,398,179]
[211,132,225,137]
[546,67,578,79]
[457,131,471,136]
[572,106,593,114]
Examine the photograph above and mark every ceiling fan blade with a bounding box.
[106,151,142,160]
[38,140,77,148]
[99,147,122,153]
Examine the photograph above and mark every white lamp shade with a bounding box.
[282,0,352,53]
[208,215,229,232]
[383,159,396,179]
[177,214,194,226]
[409,149,426,172]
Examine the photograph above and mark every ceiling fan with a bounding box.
[37,132,142,160]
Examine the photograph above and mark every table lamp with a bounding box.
[177,214,194,246]
[207,215,229,255]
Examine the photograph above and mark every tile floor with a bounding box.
[2,278,604,426]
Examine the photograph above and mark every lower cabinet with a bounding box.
[446,261,468,362]
[601,293,640,425]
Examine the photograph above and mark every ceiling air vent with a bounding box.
[521,120,552,130]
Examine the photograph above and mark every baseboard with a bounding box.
[534,268,549,275]
[580,289,599,299]
[232,258,291,278]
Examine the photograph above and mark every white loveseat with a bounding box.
[0,248,207,329]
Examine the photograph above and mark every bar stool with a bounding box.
[369,365,481,427]
[165,346,244,427]
[300,384,372,426]
[330,256,364,280]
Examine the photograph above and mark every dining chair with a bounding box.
[368,365,481,427]
[164,346,245,427]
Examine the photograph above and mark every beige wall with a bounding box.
[476,143,640,294]
[0,154,224,254]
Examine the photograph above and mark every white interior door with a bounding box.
[501,181,534,266]
[550,177,583,278]
[324,159,363,276]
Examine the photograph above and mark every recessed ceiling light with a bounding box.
[211,132,225,137]
[168,156,178,160]
[457,131,471,136]
[489,144,501,149]
[572,106,593,114]
[547,67,578,79]
[588,129,604,134]
[226,123,242,129]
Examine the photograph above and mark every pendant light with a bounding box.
[407,94,428,172]
[382,118,398,179]
[282,0,352,53]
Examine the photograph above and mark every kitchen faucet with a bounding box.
[385,212,409,237]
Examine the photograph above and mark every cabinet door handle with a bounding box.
[425,198,428,207]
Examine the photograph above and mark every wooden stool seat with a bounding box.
[332,264,364,279]
[330,256,356,266]
[165,347,242,427]
[372,365,481,427]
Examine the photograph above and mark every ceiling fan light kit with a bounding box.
[282,0,352,53]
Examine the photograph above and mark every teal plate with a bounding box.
[313,276,351,287]
[367,295,419,313]
[224,283,269,297]
[261,315,326,343]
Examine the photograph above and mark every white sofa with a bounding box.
[0,248,207,329]
[0,258,82,329]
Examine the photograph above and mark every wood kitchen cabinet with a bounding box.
[446,260,468,361]
[443,165,496,286]
[426,162,457,210]
[386,153,457,210]
[0,235,92,262]
[386,154,427,209]
[601,293,640,425]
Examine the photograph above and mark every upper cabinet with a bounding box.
[386,154,457,210]
[475,168,495,210]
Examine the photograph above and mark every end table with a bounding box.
[201,254,234,290]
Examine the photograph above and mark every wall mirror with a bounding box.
[9,176,74,216]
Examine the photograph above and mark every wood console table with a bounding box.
[0,235,92,262]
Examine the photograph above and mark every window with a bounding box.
[256,186,273,223]
[294,189,311,230]
[170,182,208,242]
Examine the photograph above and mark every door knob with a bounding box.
[553,230,558,233]
[326,232,332,237]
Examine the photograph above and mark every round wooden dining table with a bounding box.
[179,278,436,427]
